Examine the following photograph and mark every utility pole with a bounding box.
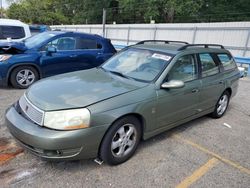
[0,0,3,18]
[102,8,106,37]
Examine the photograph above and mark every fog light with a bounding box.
[56,150,63,156]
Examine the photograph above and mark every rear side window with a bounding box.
[0,26,25,39]
[75,38,102,49]
[199,53,219,77]
[217,54,236,71]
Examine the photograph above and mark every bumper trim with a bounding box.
[5,106,110,160]
[0,77,7,87]
[14,135,83,159]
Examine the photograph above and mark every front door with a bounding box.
[40,36,78,77]
[156,54,201,128]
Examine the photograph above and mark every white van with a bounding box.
[0,19,31,42]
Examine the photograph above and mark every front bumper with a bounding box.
[5,106,109,160]
[0,65,8,87]
[0,75,7,87]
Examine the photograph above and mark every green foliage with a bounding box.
[5,0,250,24]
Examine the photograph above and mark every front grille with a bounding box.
[19,95,44,125]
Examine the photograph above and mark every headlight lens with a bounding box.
[43,108,90,130]
[0,55,12,62]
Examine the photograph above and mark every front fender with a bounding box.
[6,53,42,79]
[87,85,157,140]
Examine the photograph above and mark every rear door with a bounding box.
[198,53,225,111]
[156,54,201,128]
[71,37,105,71]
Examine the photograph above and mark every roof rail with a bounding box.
[178,44,225,50]
[136,40,189,45]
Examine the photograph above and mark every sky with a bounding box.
[1,0,9,8]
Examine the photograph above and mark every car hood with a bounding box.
[0,42,27,54]
[26,68,148,111]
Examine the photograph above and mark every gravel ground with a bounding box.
[0,78,249,188]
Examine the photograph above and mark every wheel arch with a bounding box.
[97,112,146,157]
[224,87,232,96]
[7,63,42,85]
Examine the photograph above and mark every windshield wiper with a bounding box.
[108,70,130,79]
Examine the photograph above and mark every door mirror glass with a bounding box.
[161,80,185,89]
[47,46,57,54]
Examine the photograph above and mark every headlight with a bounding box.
[0,55,12,62]
[43,108,90,130]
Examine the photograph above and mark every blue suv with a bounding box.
[0,31,116,88]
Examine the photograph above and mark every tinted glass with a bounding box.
[0,26,25,39]
[199,53,219,77]
[30,28,41,35]
[46,37,76,51]
[168,55,198,82]
[102,48,171,82]
[75,38,101,49]
[217,54,236,71]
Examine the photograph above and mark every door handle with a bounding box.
[191,89,199,93]
[219,80,224,84]
[70,55,77,58]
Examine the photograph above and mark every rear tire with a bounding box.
[211,91,230,118]
[100,116,141,165]
[10,66,39,89]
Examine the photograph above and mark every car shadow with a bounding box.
[41,106,235,170]
[46,115,211,171]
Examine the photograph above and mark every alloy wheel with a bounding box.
[217,94,229,116]
[111,124,137,158]
[16,69,35,87]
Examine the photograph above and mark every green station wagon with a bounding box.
[5,40,240,165]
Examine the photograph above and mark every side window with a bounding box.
[75,38,102,50]
[217,54,236,71]
[0,26,25,39]
[45,37,76,51]
[168,54,198,82]
[199,53,219,77]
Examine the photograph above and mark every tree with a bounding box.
[5,0,250,24]
[7,0,69,24]
[144,0,203,23]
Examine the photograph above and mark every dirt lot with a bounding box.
[0,78,249,188]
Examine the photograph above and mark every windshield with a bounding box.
[23,32,56,49]
[102,48,172,82]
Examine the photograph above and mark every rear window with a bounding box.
[0,26,25,39]
[30,28,41,36]
[217,54,237,71]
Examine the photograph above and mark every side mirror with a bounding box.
[47,46,57,55]
[161,80,185,89]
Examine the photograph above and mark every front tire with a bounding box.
[100,116,141,165]
[10,66,39,89]
[211,91,230,118]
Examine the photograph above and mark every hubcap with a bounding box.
[111,124,137,158]
[217,94,228,115]
[16,69,35,87]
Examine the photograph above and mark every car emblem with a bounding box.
[25,105,29,112]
